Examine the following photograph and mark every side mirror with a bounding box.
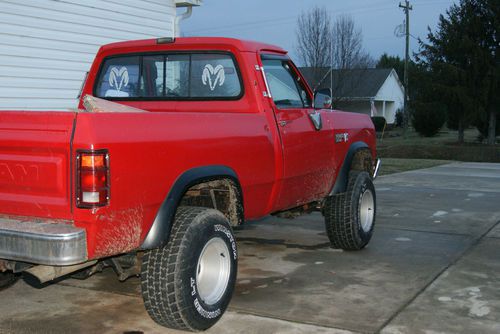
[314,88,333,110]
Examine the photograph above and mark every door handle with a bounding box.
[279,121,288,127]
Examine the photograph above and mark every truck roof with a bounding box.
[100,37,287,54]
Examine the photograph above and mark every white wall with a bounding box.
[375,70,404,124]
[334,71,404,124]
[0,0,176,110]
[336,99,399,125]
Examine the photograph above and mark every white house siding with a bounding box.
[374,71,405,124]
[0,0,176,110]
[336,101,369,116]
[335,100,393,121]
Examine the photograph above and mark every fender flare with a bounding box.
[329,141,370,196]
[141,165,243,250]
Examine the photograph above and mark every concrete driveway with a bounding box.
[1,162,499,334]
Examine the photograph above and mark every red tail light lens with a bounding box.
[76,150,110,208]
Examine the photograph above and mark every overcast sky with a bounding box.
[180,0,458,65]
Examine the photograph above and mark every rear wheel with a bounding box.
[323,171,376,250]
[0,271,18,291]
[141,207,237,332]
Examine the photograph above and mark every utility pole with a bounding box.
[399,0,412,138]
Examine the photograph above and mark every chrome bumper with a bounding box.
[373,159,381,179]
[0,217,87,266]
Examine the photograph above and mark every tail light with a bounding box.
[76,150,110,208]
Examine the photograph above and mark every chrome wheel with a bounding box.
[196,237,231,305]
[359,189,375,232]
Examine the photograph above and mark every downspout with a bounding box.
[175,6,193,37]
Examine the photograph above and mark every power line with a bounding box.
[184,0,456,35]
[184,0,398,35]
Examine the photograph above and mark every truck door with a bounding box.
[261,56,335,211]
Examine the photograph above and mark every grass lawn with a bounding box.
[378,158,451,176]
[377,128,500,163]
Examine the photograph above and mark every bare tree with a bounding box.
[296,9,372,70]
[295,9,374,103]
[332,15,373,69]
[296,6,333,68]
[328,15,374,103]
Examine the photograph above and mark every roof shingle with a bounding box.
[300,67,394,99]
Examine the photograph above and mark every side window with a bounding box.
[190,54,241,98]
[262,59,311,109]
[96,56,140,98]
[95,53,242,99]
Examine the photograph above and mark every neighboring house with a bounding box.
[300,67,404,124]
[0,0,201,110]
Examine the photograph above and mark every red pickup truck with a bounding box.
[0,37,379,331]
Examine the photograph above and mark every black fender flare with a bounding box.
[329,141,371,196]
[141,165,243,250]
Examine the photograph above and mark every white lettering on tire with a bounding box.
[190,277,197,296]
[214,224,237,260]
[194,298,221,319]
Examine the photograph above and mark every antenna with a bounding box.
[394,21,405,38]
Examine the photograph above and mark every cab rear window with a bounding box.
[95,53,242,100]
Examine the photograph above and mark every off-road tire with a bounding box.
[141,206,238,332]
[323,171,376,250]
[0,272,18,291]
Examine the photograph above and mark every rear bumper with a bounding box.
[0,217,87,266]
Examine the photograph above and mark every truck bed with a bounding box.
[0,111,75,219]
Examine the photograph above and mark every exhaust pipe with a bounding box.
[25,260,97,284]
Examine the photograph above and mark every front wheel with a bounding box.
[323,171,376,250]
[141,207,238,332]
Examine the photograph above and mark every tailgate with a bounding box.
[0,111,76,219]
